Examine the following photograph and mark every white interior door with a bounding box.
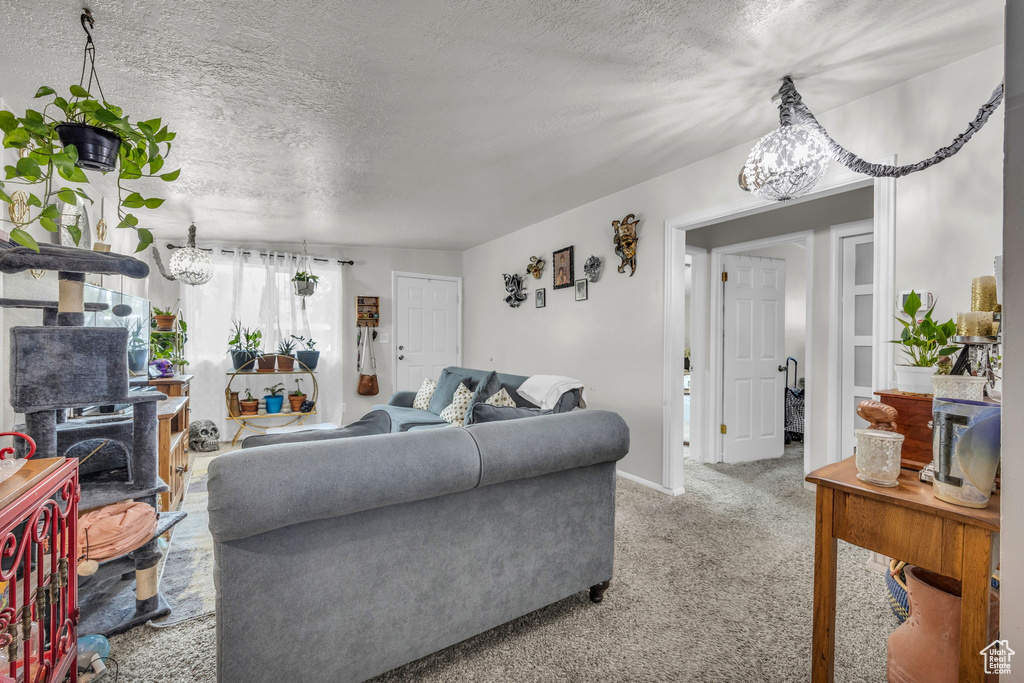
[840,233,875,456]
[722,255,786,463]
[394,275,460,392]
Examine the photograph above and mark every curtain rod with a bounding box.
[165,243,354,265]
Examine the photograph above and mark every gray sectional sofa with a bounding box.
[208,409,629,683]
[373,366,581,431]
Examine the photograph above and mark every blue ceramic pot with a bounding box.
[264,395,285,414]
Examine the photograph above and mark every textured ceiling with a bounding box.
[0,0,1004,250]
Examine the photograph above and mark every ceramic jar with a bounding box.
[887,566,999,683]
[855,429,905,487]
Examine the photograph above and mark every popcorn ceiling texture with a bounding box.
[0,0,1003,250]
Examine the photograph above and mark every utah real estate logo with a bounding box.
[981,639,1014,675]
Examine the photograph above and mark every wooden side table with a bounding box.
[157,396,190,511]
[806,457,999,683]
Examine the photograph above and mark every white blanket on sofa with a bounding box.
[518,375,587,410]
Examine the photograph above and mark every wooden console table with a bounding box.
[806,457,999,683]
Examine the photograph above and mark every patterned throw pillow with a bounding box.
[440,383,474,427]
[413,378,437,411]
[485,387,517,408]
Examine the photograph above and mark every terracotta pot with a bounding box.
[256,355,276,372]
[887,566,999,683]
[153,314,177,331]
[288,394,307,412]
[239,400,259,416]
[277,355,295,371]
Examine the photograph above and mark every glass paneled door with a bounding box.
[841,232,874,457]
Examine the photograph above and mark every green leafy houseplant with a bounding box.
[0,85,180,251]
[290,379,305,397]
[151,315,188,368]
[152,305,174,316]
[276,339,296,356]
[243,388,255,401]
[291,271,319,284]
[263,383,285,397]
[290,334,316,351]
[228,321,262,353]
[891,291,959,367]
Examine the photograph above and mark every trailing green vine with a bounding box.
[0,84,179,251]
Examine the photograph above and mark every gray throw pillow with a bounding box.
[428,369,471,415]
[469,402,553,424]
[463,371,501,426]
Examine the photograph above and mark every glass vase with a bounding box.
[855,429,905,487]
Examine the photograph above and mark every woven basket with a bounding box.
[885,559,910,624]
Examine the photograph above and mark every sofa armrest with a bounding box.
[240,410,391,448]
[467,410,629,487]
[388,390,417,407]
[208,428,480,542]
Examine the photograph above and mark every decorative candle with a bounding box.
[971,275,999,312]
[957,312,994,336]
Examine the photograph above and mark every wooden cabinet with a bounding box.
[874,390,933,470]
[150,373,193,399]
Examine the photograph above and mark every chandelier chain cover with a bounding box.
[779,75,1004,179]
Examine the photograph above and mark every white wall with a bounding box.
[738,243,807,378]
[1000,1,1023,659]
[463,47,1004,487]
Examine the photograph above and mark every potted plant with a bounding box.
[228,321,262,371]
[256,350,276,372]
[122,318,149,375]
[0,85,180,252]
[152,305,177,331]
[151,315,188,372]
[891,291,959,394]
[239,388,259,415]
[292,271,319,297]
[276,339,297,371]
[291,334,320,370]
[263,383,285,414]
[289,379,307,412]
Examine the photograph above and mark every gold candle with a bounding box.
[971,275,999,312]
[957,311,994,336]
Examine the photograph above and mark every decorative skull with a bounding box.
[189,420,221,452]
[583,255,602,282]
[503,273,528,308]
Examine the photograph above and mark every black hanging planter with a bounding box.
[55,122,121,172]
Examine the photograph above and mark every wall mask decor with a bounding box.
[503,273,527,308]
[583,255,602,282]
[552,246,574,289]
[612,214,639,276]
[525,256,545,279]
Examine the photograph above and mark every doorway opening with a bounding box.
[664,173,895,490]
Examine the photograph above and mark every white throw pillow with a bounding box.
[413,378,437,411]
[440,383,474,426]
[485,387,517,407]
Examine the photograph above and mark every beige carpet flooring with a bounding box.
[108,446,897,682]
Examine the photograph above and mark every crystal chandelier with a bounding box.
[168,223,213,285]
[742,123,829,201]
[740,76,1003,201]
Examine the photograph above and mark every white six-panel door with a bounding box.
[394,275,460,392]
[722,255,786,463]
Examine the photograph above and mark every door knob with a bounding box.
[399,345,404,350]
[398,355,405,360]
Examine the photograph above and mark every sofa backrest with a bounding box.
[208,410,629,543]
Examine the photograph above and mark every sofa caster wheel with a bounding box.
[589,580,611,603]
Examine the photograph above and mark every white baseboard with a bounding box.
[616,470,685,496]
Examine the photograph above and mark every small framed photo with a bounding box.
[536,288,546,308]
[574,278,588,301]
[553,246,574,289]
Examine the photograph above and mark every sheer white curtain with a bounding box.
[182,247,344,441]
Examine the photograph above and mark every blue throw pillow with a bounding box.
[469,403,553,424]
[463,371,501,426]
[428,369,471,415]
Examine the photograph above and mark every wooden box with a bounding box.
[874,390,933,470]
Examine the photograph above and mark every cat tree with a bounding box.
[0,239,186,636]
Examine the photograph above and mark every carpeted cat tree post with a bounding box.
[0,239,186,636]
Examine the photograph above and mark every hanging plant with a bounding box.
[0,10,179,252]
[292,241,319,298]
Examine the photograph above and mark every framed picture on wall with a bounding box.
[575,278,588,301]
[536,288,546,308]
[553,246,574,289]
